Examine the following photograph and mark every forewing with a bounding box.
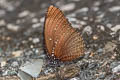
[44,5,70,56]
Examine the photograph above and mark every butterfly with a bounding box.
[44,5,85,61]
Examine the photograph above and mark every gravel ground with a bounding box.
[0,0,120,80]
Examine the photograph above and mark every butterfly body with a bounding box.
[44,5,85,61]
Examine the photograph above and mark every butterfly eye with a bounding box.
[44,5,85,61]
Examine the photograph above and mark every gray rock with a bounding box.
[20,59,43,77]
[18,70,33,80]
[112,64,120,73]
[11,61,19,67]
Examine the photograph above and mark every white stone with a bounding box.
[60,3,75,11]
[109,6,120,12]
[0,20,6,26]
[18,10,30,18]
[12,50,23,57]
[97,13,105,19]
[92,7,99,11]
[106,23,112,28]
[1,61,6,67]
[67,17,77,22]
[112,65,120,73]
[32,18,38,23]
[83,26,92,34]
[32,23,41,28]
[20,59,43,77]
[18,70,33,80]
[75,7,89,13]
[97,25,105,31]
[32,38,40,44]
[93,1,101,6]
[111,25,120,32]
[40,17,45,22]
[80,21,87,25]
[7,23,20,32]
[119,35,120,41]
[70,77,80,80]
[12,61,19,67]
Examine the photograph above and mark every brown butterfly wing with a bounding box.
[59,31,85,61]
[44,5,70,56]
[44,5,84,61]
[54,25,76,58]
[44,6,55,55]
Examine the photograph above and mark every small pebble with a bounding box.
[60,3,75,11]
[70,77,80,80]
[75,7,89,13]
[111,25,120,32]
[28,37,32,41]
[97,48,103,53]
[97,25,105,31]
[2,70,8,76]
[0,20,6,26]
[83,17,88,20]
[40,17,44,22]
[93,1,101,6]
[32,23,41,28]
[0,10,6,17]
[97,13,105,19]
[92,7,99,11]
[112,65,120,73]
[12,61,19,67]
[99,72,106,79]
[109,6,120,12]
[104,42,116,53]
[18,10,30,18]
[24,50,33,56]
[83,26,92,35]
[32,18,38,23]
[1,61,7,67]
[12,50,23,57]
[111,54,116,59]
[93,35,98,40]
[6,36,11,41]
[79,21,87,25]
[7,23,20,32]
[32,38,40,44]
[106,23,113,28]
[30,45,34,48]
[119,35,120,41]
[68,17,77,22]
